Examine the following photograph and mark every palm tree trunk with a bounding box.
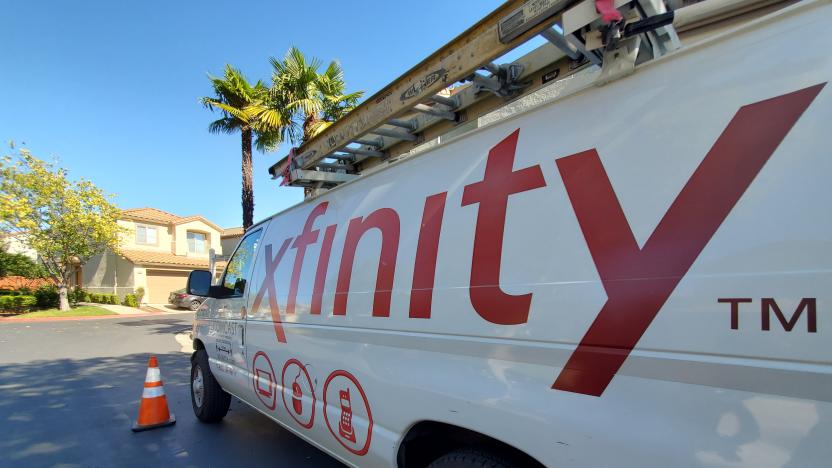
[241,127,254,230]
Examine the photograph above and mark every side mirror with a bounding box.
[187,270,213,297]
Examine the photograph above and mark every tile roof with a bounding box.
[221,227,245,238]
[119,249,209,268]
[174,215,223,232]
[121,207,182,224]
[121,208,223,231]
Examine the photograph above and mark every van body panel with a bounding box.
[194,2,832,466]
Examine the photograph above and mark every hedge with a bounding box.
[0,295,38,312]
[88,293,118,304]
[34,285,59,308]
[122,294,138,307]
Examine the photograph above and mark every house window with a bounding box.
[187,231,208,254]
[135,225,158,245]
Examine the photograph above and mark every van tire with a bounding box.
[428,448,514,468]
[190,348,231,422]
[189,300,201,311]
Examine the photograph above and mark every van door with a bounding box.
[206,227,263,399]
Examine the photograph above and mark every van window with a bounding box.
[221,229,261,296]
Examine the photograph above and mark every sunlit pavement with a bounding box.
[0,314,342,467]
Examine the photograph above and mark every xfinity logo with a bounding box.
[251,83,825,396]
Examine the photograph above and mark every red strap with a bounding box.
[280,148,296,186]
[595,0,623,23]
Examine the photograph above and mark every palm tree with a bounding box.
[201,65,286,229]
[269,47,363,145]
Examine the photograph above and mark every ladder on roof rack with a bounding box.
[268,0,764,195]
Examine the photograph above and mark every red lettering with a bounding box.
[762,298,817,333]
[287,202,329,315]
[250,239,293,343]
[461,129,546,325]
[409,192,448,319]
[334,209,401,317]
[311,224,337,315]
[718,298,752,330]
[552,83,824,396]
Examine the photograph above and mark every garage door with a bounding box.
[146,270,190,303]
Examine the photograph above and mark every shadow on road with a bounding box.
[115,319,192,336]
[0,352,342,467]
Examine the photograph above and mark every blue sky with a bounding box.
[0,0,528,228]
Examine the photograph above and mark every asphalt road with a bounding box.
[0,313,343,468]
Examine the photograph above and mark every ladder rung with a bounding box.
[314,162,354,171]
[482,62,501,75]
[340,147,385,158]
[428,95,459,108]
[352,138,383,147]
[329,153,356,161]
[539,27,581,60]
[292,169,357,184]
[471,73,501,92]
[370,128,417,141]
[387,118,417,130]
[566,34,602,66]
[413,103,457,121]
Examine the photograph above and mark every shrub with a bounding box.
[34,285,59,308]
[0,294,37,312]
[69,287,87,304]
[79,288,90,303]
[89,293,117,304]
[0,287,33,296]
[122,294,138,307]
[135,287,145,304]
[0,248,48,278]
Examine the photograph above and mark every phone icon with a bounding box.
[338,388,356,443]
[292,375,303,415]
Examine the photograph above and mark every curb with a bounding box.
[0,313,158,323]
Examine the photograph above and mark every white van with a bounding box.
[188,0,831,466]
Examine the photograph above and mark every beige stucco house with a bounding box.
[81,208,227,304]
[220,227,244,256]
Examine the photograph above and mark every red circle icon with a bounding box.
[251,351,276,410]
[281,358,316,429]
[323,370,373,456]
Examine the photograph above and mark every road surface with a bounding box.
[0,313,343,467]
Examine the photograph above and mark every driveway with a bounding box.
[0,314,342,467]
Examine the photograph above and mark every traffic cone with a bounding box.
[132,355,176,432]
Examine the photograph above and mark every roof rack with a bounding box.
[268,0,776,196]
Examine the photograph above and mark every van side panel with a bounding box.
[200,2,832,466]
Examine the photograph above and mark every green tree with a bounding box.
[0,244,48,278]
[201,65,288,229]
[0,149,122,310]
[270,47,363,144]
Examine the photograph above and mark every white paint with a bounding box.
[142,386,165,399]
[193,2,832,467]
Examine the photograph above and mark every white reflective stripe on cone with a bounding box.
[145,368,161,382]
[142,386,166,398]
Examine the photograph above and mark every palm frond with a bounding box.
[208,118,241,135]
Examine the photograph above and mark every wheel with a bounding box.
[188,300,201,311]
[190,348,231,422]
[428,448,514,468]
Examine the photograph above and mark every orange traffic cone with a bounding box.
[132,355,176,432]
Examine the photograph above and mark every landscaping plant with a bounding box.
[0,147,122,311]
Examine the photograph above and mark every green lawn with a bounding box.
[14,305,112,318]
